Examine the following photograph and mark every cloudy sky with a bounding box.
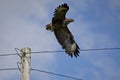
[0,0,120,80]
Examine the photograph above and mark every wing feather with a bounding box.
[54,26,80,57]
[52,3,69,25]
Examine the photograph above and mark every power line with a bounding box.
[0,48,20,56]
[0,68,18,71]
[31,47,120,54]
[0,53,17,56]
[31,68,82,80]
[0,68,82,80]
[0,47,120,57]
[80,47,120,51]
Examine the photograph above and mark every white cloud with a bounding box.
[89,55,120,80]
[0,0,58,80]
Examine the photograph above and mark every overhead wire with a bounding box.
[31,47,120,54]
[0,47,120,56]
[0,53,17,56]
[0,68,18,71]
[0,48,21,56]
[80,47,120,51]
[0,68,82,80]
[31,68,83,80]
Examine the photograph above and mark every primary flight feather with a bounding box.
[46,3,80,57]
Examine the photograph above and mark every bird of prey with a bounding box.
[46,3,80,57]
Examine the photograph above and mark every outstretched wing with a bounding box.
[52,3,69,26]
[46,3,69,32]
[54,26,80,57]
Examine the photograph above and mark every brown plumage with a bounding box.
[46,3,80,57]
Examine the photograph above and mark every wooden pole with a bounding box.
[20,48,31,80]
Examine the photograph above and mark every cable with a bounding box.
[31,50,64,53]
[80,47,120,51]
[0,68,18,71]
[31,47,120,54]
[0,48,21,57]
[31,68,82,80]
[0,68,82,80]
[0,53,17,56]
[0,47,120,57]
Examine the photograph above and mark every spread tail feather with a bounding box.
[65,43,80,58]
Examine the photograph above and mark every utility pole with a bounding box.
[20,48,31,80]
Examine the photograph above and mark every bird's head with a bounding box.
[46,23,54,32]
[64,18,74,25]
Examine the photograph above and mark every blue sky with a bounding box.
[0,0,120,80]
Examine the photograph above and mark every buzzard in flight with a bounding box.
[46,3,80,57]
